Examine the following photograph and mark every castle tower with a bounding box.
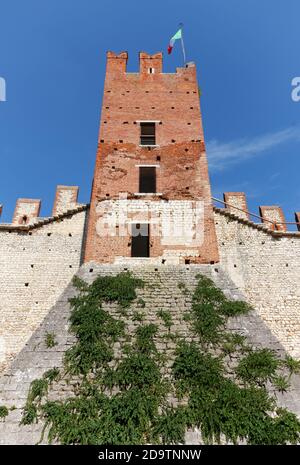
[84,51,219,265]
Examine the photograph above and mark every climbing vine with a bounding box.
[21,272,300,444]
[0,406,9,420]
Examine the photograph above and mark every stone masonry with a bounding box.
[214,206,300,358]
[0,50,300,444]
[0,186,87,373]
[0,264,299,444]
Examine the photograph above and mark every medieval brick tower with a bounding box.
[84,51,219,264]
[1,48,300,446]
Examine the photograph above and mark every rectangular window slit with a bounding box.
[140,122,156,146]
[139,166,156,193]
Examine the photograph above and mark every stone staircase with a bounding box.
[0,263,299,444]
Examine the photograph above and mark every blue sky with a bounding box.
[0,0,299,225]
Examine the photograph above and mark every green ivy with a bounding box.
[20,272,300,445]
[0,406,9,420]
[156,309,172,329]
[236,349,279,386]
[45,332,57,348]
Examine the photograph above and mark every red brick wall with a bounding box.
[84,51,219,264]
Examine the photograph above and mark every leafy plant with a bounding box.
[272,375,290,394]
[44,368,60,383]
[132,311,144,322]
[156,309,172,329]
[85,272,144,308]
[19,272,300,445]
[236,349,279,386]
[45,332,57,348]
[219,300,251,317]
[21,404,38,425]
[282,355,300,378]
[221,333,248,357]
[178,282,189,295]
[0,406,9,420]
[136,298,146,308]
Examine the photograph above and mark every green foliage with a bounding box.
[219,300,251,317]
[153,406,188,444]
[191,276,250,345]
[111,353,161,389]
[282,355,300,377]
[45,332,57,348]
[182,313,192,322]
[21,404,38,425]
[236,349,279,385]
[0,406,9,419]
[221,333,248,357]
[191,276,226,344]
[247,408,300,445]
[177,282,189,295]
[21,367,60,426]
[132,311,144,322]
[135,324,158,354]
[173,342,223,392]
[30,378,49,402]
[188,380,275,444]
[156,309,172,329]
[136,298,146,308]
[20,272,300,445]
[21,378,48,425]
[86,272,144,308]
[42,322,167,444]
[44,368,60,383]
[72,275,89,292]
[272,376,290,394]
[65,275,131,375]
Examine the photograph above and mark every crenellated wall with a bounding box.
[0,186,88,372]
[215,192,300,357]
[0,49,299,443]
[0,186,299,372]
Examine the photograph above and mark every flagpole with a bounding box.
[179,22,186,66]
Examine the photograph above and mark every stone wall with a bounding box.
[0,192,87,373]
[214,208,300,357]
[0,263,299,444]
[93,198,214,264]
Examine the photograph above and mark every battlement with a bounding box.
[105,50,196,78]
[0,185,83,227]
[215,191,300,233]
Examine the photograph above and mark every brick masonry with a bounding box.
[84,51,219,264]
[0,50,299,443]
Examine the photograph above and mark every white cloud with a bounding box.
[206,125,300,170]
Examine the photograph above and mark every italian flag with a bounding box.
[168,28,182,54]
